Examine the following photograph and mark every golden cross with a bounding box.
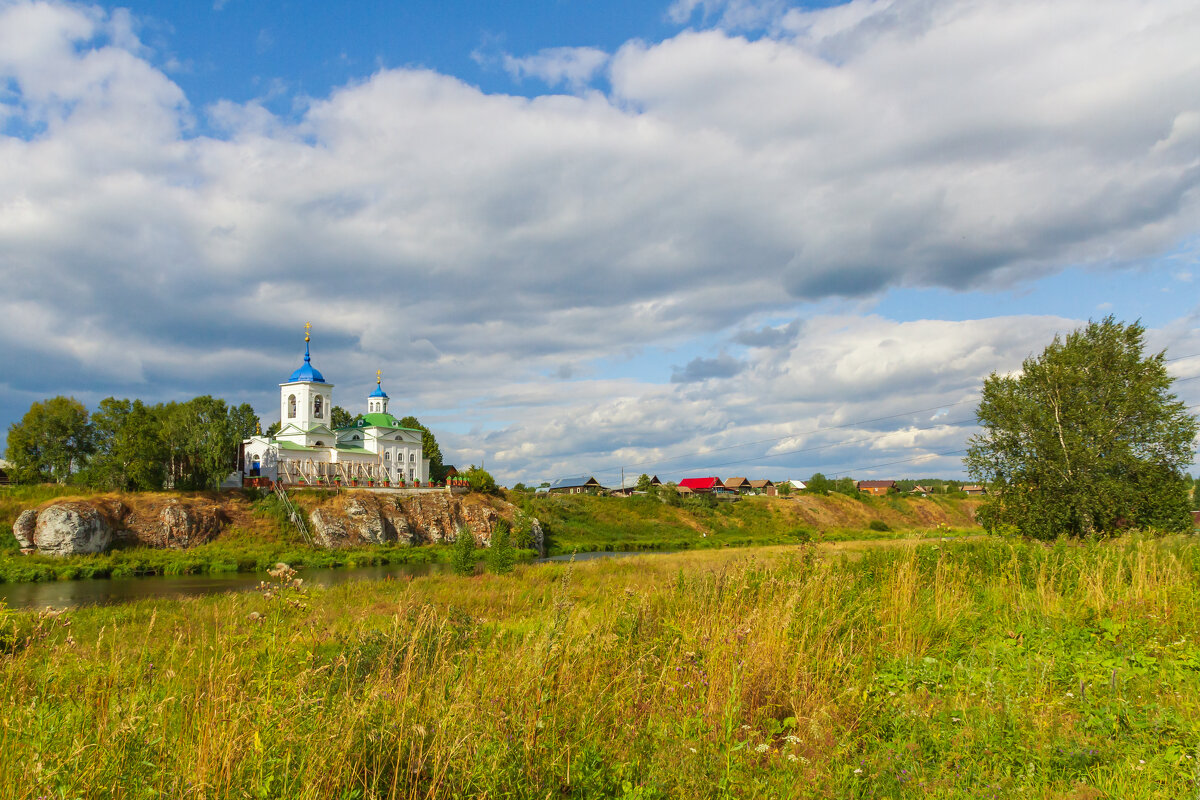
[304,321,311,342]
[376,369,382,384]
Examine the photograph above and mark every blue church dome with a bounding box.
[369,383,388,398]
[288,335,326,383]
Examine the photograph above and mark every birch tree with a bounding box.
[966,317,1197,538]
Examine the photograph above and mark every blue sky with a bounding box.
[1,0,1198,485]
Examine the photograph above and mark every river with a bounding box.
[0,550,646,611]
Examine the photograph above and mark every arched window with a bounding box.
[288,394,297,419]
[384,452,390,461]
[313,395,323,418]
[314,441,325,447]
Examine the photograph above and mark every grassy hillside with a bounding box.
[0,486,979,581]
[522,492,981,554]
[3,536,1198,797]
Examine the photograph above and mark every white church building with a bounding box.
[242,326,430,486]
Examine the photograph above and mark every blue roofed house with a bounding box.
[548,476,602,494]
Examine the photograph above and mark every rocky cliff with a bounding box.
[11,491,540,557]
[304,493,520,549]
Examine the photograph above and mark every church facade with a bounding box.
[242,327,431,486]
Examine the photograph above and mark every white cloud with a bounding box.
[502,46,609,90]
[1,0,1200,481]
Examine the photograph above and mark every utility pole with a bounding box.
[621,467,625,491]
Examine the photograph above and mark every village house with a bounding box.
[962,484,988,496]
[749,479,775,496]
[549,476,602,495]
[857,480,897,496]
[678,477,723,494]
[724,477,752,494]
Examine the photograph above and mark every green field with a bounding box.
[4,536,1200,798]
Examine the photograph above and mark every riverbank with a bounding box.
[2,536,1196,798]
[1,486,980,583]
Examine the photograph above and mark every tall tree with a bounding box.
[966,317,1198,538]
[396,415,445,481]
[87,398,167,490]
[330,405,354,429]
[5,397,93,484]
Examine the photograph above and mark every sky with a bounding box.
[1,0,1198,487]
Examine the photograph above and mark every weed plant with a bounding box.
[3,536,1200,797]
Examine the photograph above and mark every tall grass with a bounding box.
[3,536,1200,797]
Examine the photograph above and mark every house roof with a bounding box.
[277,441,319,452]
[550,476,600,490]
[679,477,722,490]
[337,413,422,433]
[961,484,986,491]
[749,479,774,488]
[724,477,751,488]
[857,480,897,489]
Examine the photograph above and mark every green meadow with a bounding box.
[4,536,1200,798]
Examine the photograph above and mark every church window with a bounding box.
[384,452,390,461]
[410,452,416,462]
[313,395,323,418]
[288,395,297,418]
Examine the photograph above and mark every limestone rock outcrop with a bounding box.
[12,509,37,549]
[120,499,226,549]
[32,503,114,556]
[9,490,527,556]
[303,492,507,549]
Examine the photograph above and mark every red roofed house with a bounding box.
[857,480,897,496]
[679,477,723,494]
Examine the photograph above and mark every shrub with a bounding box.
[450,525,477,577]
[486,520,515,575]
[868,519,891,532]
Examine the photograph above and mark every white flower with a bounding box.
[787,754,798,762]
[1065,692,1074,697]
[689,747,697,753]
[755,743,770,753]
[854,768,863,774]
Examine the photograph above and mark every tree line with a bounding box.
[5,396,260,490]
[5,396,451,490]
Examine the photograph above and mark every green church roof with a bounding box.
[335,413,422,432]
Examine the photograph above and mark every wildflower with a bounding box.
[787,754,798,762]
[755,743,769,753]
[689,747,697,753]
[1065,692,1074,697]
[854,768,863,774]
[784,735,801,744]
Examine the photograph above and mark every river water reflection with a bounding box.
[0,550,646,611]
